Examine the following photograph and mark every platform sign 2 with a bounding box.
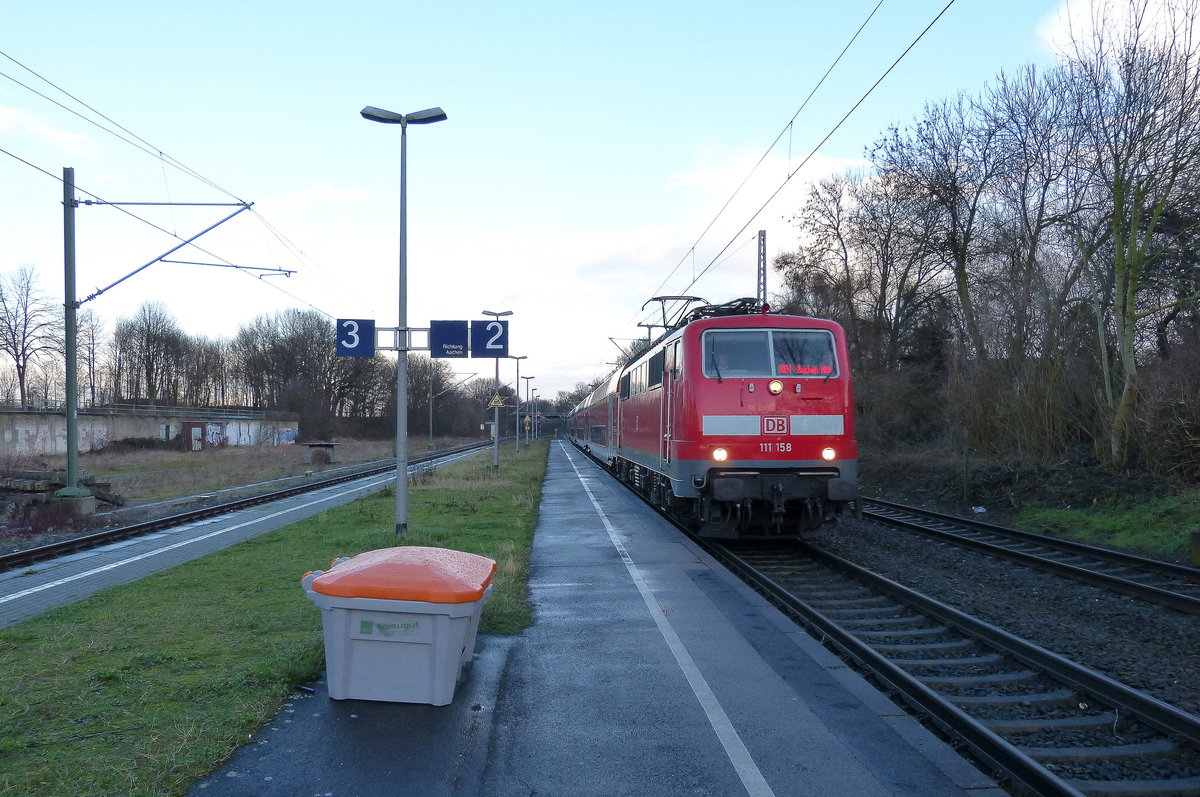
[336,319,375,357]
[429,320,469,358]
[470,319,509,358]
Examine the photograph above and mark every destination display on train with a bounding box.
[778,365,834,375]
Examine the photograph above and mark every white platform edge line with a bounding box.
[0,475,394,606]
[560,442,776,797]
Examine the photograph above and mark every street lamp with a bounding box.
[509,355,527,452]
[362,104,446,535]
[521,375,535,445]
[531,389,539,439]
[482,309,511,467]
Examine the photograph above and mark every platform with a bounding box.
[189,441,1003,796]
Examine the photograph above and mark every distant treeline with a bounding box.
[0,287,542,439]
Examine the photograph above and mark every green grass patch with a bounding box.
[0,440,548,797]
[1016,486,1200,561]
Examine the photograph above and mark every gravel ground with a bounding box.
[818,516,1200,718]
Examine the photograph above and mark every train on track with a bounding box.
[568,297,858,540]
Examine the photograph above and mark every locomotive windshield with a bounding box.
[703,329,837,379]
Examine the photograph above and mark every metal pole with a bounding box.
[481,309,510,467]
[511,356,526,451]
[757,229,767,305]
[56,168,89,502]
[492,356,499,468]
[521,375,534,445]
[396,120,410,536]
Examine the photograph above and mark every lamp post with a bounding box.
[482,309,511,467]
[361,104,446,535]
[521,375,535,445]
[531,390,539,439]
[509,355,526,451]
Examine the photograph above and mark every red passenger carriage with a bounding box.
[569,298,858,539]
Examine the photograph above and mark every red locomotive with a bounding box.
[569,298,858,539]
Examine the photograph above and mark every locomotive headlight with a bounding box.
[821,447,837,461]
[712,447,729,462]
[768,380,784,395]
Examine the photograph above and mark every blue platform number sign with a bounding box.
[336,319,375,357]
[470,319,509,358]
[429,320,469,358]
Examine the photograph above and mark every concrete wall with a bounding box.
[0,409,300,456]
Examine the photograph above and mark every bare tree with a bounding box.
[779,175,861,343]
[115,302,187,403]
[1067,0,1200,467]
[552,382,594,415]
[982,64,1091,360]
[872,95,1002,362]
[849,172,950,368]
[77,309,103,406]
[0,266,60,405]
[179,336,228,407]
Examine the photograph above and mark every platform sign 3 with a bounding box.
[470,319,509,358]
[336,319,376,357]
[430,320,469,358]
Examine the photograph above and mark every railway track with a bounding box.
[569,441,1199,794]
[0,441,491,573]
[862,498,1200,616]
[717,541,1200,797]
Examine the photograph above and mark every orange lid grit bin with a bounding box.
[308,546,496,604]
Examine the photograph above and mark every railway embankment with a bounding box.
[859,446,1200,564]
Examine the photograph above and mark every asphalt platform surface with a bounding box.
[190,441,1004,797]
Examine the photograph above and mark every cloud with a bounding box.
[265,183,370,215]
[1038,0,1179,57]
[668,150,868,196]
[654,149,869,297]
[0,103,92,154]
[0,104,31,132]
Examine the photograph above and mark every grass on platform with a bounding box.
[0,439,547,797]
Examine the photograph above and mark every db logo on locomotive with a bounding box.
[761,415,789,435]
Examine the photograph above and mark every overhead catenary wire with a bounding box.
[675,0,957,300]
[0,147,352,322]
[641,0,887,313]
[637,0,958,331]
[0,49,244,203]
[0,49,370,325]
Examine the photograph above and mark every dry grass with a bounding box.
[36,438,476,503]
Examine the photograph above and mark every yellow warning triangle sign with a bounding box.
[488,393,506,408]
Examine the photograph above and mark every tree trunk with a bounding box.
[1110,368,1139,468]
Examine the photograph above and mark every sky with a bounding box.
[1,0,1077,402]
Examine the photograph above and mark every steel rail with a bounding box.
[0,441,491,573]
[718,543,1200,796]
[863,499,1200,615]
[806,546,1200,749]
[707,542,1086,797]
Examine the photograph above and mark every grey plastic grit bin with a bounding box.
[302,546,496,705]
